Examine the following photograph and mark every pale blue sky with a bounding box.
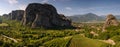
[0,0,120,16]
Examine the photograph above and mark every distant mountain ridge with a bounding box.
[101,15,120,20]
[115,15,120,20]
[67,13,104,23]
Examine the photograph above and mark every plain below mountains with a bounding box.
[67,13,120,23]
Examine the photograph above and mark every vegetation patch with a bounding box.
[69,35,110,47]
[43,36,72,47]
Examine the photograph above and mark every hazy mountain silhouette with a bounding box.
[101,15,120,20]
[67,13,104,23]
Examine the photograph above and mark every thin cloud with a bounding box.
[53,0,56,1]
[19,5,27,10]
[41,0,49,3]
[7,0,18,4]
[52,0,71,1]
[65,7,72,10]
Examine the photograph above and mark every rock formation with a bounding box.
[10,10,24,21]
[0,16,2,24]
[22,3,72,28]
[2,14,9,19]
[102,14,119,32]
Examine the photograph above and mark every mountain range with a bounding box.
[67,13,120,23]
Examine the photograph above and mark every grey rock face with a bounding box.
[10,10,24,21]
[22,3,72,28]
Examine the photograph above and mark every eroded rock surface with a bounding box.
[10,10,24,21]
[102,14,119,32]
[22,3,72,28]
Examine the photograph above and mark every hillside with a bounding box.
[0,17,120,47]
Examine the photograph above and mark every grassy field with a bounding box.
[69,35,109,47]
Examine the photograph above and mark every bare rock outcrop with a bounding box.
[22,3,72,28]
[102,14,119,32]
[10,10,24,21]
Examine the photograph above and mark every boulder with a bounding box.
[22,3,72,28]
[102,14,119,32]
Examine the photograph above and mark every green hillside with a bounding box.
[0,18,120,47]
[69,35,109,47]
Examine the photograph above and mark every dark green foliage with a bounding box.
[98,32,110,40]
[111,35,120,43]
[106,25,120,31]
[98,26,120,40]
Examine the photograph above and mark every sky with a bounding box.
[0,0,120,16]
